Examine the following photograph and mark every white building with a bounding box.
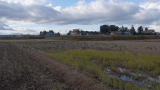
[141,29,156,34]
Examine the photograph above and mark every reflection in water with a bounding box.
[120,75,133,81]
[104,66,160,88]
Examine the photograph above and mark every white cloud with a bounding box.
[53,0,140,25]
[140,2,160,10]
[0,0,59,24]
[132,1,160,31]
[0,0,140,25]
[0,20,37,35]
[1,0,159,25]
[13,27,36,34]
[0,21,14,30]
[53,6,62,11]
[143,0,160,3]
[0,27,37,35]
[149,25,160,32]
[1,0,48,5]
[0,0,160,34]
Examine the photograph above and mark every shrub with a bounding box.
[29,36,45,39]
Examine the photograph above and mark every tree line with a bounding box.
[100,25,151,35]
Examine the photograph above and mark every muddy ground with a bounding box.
[0,42,109,90]
[16,39,160,54]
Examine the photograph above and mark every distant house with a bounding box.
[123,31,132,35]
[141,29,156,34]
[111,30,132,35]
[111,31,122,35]
[110,27,132,35]
[147,29,156,34]
[68,29,81,36]
[118,28,123,31]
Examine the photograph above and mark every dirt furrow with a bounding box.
[14,43,112,90]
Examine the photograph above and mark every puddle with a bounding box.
[120,75,133,81]
[104,66,160,88]
[108,75,119,78]
[108,74,154,88]
[156,75,160,83]
[108,74,134,82]
[118,67,126,73]
[147,76,154,81]
[104,67,127,73]
[147,75,160,83]
[138,81,144,86]
[131,73,142,77]
[104,67,111,73]
[138,81,152,87]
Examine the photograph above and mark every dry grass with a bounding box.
[0,43,70,90]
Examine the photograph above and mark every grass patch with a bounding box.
[45,49,160,90]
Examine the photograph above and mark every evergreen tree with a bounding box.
[130,25,136,35]
[145,27,148,31]
[110,25,118,31]
[138,26,143,34]
[100,25,110,34]
[122,26,124,32]
[124,27,128,32]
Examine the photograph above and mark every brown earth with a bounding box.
[1,39,160,90]
[0,43,61,90]
[16,39,160,54]
[15,43,110,90]
[0,42,111,90]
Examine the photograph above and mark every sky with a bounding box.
[0,0,160,35]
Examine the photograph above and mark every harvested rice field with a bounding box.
[1,39,160,90]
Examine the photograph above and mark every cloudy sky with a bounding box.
[0,0,160,35]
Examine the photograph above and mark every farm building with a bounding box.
[111,31,132,35]
[141,29,156,34]
[111,31,122,35]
